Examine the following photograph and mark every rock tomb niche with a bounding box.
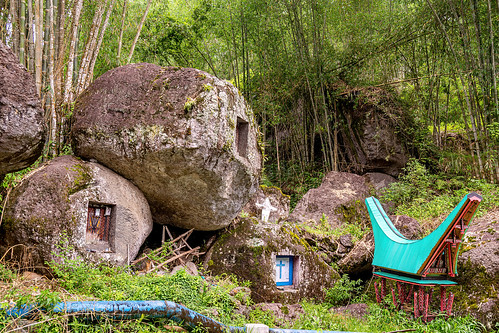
[86,202,115,253]
[236,117,249,158]
[274,253,300,289]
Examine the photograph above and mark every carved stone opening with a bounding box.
[86,202,115,252]
[275,255,300,288]
[236,118,249,157]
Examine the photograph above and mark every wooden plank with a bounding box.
[148,246,200,273]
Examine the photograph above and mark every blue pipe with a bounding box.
[4,300,359,333]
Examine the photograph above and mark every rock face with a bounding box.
[204,218,339,303]
[286,170,410,277]
[71,63,262,231]
[289,171,371,227]
[0,42,46,176]
[243,185,290,222]
[336,87,409,176]
[455,209,499,329]
[363,172,397,194]
[1,156,152,267]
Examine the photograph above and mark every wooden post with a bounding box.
[424,292,430,322]
[381,278,386,299]
[447,293,454,317]
[419,286,425,315]
[414,291,419,318]
[397,282,404,306]
[440,286,447,313]
[374,281,381,303]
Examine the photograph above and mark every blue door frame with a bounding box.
[276,256,294,286]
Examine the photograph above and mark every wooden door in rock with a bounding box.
[86,203,113,252]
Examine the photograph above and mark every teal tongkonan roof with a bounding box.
[366,193,482,278]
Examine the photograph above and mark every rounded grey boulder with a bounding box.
[0,41,46,176]
[1,155,153,267]
[71,63,262,231]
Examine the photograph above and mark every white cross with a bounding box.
[255,197,277,222]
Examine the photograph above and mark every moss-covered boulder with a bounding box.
[1,156,152,268]
[203,218,339,303]
[0,41,46,176]
[71,63,262,231]
[454,209,499,329]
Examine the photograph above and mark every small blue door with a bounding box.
[276,256,293,286]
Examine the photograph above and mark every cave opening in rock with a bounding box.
[140,223,219,256]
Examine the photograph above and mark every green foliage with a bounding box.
[486,122,499,145]
[383,159,432,207]
[324,274,362,306]
[263,161,325,209]
[46,236,249,323]
[184,97,197,112]
[35,289,62,311]
[0,263,15,282]
[246,306,277,327]
[382,158,499,224]
[300,214,369,243]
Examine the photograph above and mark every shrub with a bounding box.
[324,274,362,306]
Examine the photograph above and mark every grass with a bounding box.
[0,257,492,332]
[1,158,498,332]
[298,213,370,243]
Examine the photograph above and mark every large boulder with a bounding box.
[0,42,46,176]
[455,209,499,329]
[286,171,410,277]
[289,171,371,228]
[204,218,339,303]
[243,185,290,222]
[1,155,152,267]
[336,86,409,176]
[71,63,262,231]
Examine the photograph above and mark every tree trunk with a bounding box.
[87,0,116,86]
[47,0,56,157]
[126,0,152,64]
[487,0,498,121]
[116,0,127,65]
[10,0,19,56]
[41,0,50,96]
[75,0,106,95]
[62,0,83,104]
[34,0,43,95]
[19,0,26,66]
[27,0,35,73]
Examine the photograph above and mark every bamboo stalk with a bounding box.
[87,0,116,87]
[62,0,83,104]
[27,0,34,73]
[126,0,152,64]
[116,0,127,64]
[19,0,26,65]
[34,0,42,95]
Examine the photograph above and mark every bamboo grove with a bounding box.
[0,0,152,157]
[1,0,498,182]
